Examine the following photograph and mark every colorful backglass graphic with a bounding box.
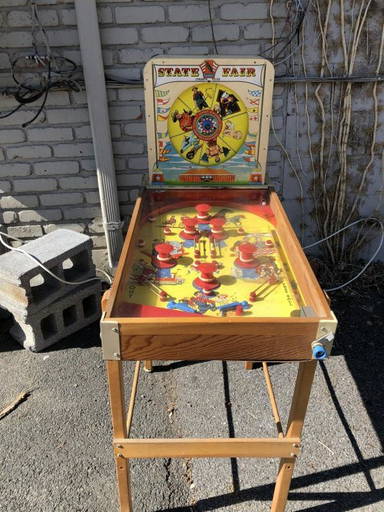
[168,83,248,167]
[144,57,274,187]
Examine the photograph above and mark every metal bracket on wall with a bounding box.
[100,313,121,360]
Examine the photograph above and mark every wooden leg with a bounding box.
[144,360,153,372]
[106,361,133,512]
[271,361,317,512]
[244,361,253,370]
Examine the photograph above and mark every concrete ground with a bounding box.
[0,293,383,512]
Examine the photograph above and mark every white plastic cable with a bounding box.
[0,232,112,285]
[302,217,384,292]
[1,215,382,292]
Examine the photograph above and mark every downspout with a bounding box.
[74,0,123,268]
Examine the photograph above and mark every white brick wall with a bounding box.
[0,0,383,265]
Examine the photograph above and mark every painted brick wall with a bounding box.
[0,0,383,266]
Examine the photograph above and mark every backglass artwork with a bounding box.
[144,57,274,186]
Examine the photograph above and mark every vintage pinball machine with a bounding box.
[101,57,337,512]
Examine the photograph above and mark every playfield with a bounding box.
[113,189,305,319]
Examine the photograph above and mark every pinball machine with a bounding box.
[101,57,337,512]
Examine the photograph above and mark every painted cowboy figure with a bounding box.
[192,87,209,110]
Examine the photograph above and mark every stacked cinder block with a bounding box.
[0,229,101,352]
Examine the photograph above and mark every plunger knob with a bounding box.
[153,243,177,269]
[180,217,199,240]
[193,261,220,294]
[210,217,226,240]
[234,243,257,268]
[195,203,211,221]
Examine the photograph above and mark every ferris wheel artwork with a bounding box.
[145,58,274,187]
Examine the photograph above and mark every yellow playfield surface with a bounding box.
[122,200,304,318]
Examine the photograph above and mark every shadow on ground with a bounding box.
[154,289,384,512]
[1,282,383,511]
[0,320,101,353]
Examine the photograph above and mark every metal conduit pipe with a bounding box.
[74,0,123,268]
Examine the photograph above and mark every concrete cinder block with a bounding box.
[0,307,12,338]
[0,229,95,318]
[10,280,101,352]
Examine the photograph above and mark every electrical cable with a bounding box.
[302,218,384,292]
[7,55,79,126]
[23,58,51,128]
[0,101,23,119]
[0,232,112,286]
[3,0,79,127]
[208,0,218,55]
[261,0,309,62]
[30,0,50,59]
